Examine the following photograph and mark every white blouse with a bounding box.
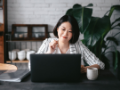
[50,44,85,65]
[36,38,105,69]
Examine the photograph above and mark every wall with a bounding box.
[5,0,120,56]
[0,0,3,23]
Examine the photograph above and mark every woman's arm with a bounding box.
[37,38,49,54]
[81,64,100,73]
[78,41,105,70]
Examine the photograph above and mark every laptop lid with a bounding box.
[30,54,81,82]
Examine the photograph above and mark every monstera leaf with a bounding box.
[108,5,120,17]
[82,16,111,57]
[83,16,110,47]
[66,4,92,33]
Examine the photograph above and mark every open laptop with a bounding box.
[30,54,81,82]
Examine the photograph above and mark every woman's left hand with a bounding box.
[81,64,100,73]
[81,65,87,73]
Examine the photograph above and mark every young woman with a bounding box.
[37,15,105,73]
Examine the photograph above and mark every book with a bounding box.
[0,69,30,82]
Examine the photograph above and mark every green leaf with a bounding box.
[111,5,120,10]
[102,40,106,48]
[108,5,120,18]
[73,4,82,9]
[83,16,110,47]
[85,3,93,7]
[111,17,120,26]
[82,16,111,58]
[66,4,93,33]
[101,54,110,69]
[106,37,119,45]
[113,50,119,70]
[66,9,73,15]
[112,23,120,29]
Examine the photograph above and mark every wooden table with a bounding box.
[0,69,120,90]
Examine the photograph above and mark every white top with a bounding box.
[51,44,84,65]
[54,46,70,54]
[36,38,105,69]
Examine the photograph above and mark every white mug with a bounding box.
[87,67,98,80]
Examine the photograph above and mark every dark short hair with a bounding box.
[53,15,80,44]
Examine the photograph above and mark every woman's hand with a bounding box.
[81,65,87,73]
[46,40,58,54]
[81,64,100,73]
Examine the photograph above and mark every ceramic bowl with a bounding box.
[12,49,19,59]
[8,51,16,60]
[18,54,25,60]
[22,49,30,59]
[18,50,25,56]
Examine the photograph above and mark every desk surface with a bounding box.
[0,70,120,90]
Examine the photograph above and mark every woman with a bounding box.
[37,15,105,73]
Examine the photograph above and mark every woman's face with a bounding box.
[57,22,73,43]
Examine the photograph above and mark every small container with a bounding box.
[15,33,18,38]
[19,34,23,38]
[35,33,39,38]
[24,33,27,38]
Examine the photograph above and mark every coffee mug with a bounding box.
[87,67,98,80]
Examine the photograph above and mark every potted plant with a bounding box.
[65,4,120,80]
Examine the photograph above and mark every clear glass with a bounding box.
[15,27,28,38]
[32,27,45,38]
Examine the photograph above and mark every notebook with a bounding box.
[30,54,81,82]
[0,69,30,82]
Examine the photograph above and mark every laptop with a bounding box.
[30,54,81,82]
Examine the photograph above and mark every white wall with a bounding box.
[7,0,120,32]
[5,0,120,55]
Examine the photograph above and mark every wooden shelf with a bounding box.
[6,60,29,63]
[6,40,45,42]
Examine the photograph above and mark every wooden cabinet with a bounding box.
[11,24,48,41]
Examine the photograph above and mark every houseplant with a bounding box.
[65,4,120,79]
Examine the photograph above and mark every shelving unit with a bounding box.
[5,24,48,63]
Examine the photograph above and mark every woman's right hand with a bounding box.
[46,40,58,54]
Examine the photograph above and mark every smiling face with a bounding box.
[57,22,73,43]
